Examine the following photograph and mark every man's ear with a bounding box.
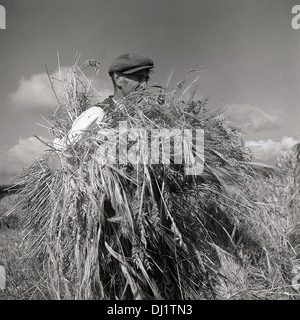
[114,73,123,88]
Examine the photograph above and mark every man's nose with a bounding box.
[139,80,148,89]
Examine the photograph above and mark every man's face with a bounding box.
[116,69,150,97]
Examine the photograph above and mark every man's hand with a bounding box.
[46,152,62,174]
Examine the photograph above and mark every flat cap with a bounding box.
[108,53,154,75]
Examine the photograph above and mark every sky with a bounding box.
[0,0,300,184]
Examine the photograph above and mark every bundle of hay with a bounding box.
[12,58,270,300]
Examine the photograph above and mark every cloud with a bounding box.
[245,136,298,164]
[8,67,112,111]
[9,71,63,110]
[222,104,281,132]
[0,136,48,184]
[7,136,48,163]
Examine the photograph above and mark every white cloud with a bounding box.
[0,136,49,184]
[9,70,63,110]
[9,67,112,111]
[7,136,48,163]
[222,104,281,132]
[245,136,298,164]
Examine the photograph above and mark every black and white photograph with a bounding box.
[1,0,300,304]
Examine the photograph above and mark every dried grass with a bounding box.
[10,57,291,300]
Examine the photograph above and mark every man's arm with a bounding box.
[46,106,105,173]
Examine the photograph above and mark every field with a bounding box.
[1,150,300,300]
[1,62,300,300]
[0,195,51,300]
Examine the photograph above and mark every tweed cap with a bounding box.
[108,53,154,75]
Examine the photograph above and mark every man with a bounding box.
[47,53,154,172]
[109,53,154,100]
[99,53,154,109]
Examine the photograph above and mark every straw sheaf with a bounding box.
[12,60,271,300]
